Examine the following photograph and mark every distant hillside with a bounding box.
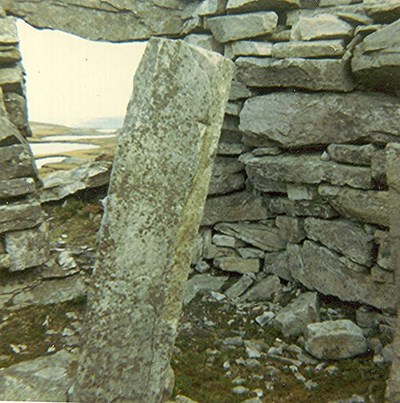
[75,117,124,130]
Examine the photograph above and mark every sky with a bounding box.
[17,20,147,128]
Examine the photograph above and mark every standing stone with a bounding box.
[72,38,234,403]
[385,143,400,401]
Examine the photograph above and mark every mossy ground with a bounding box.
[1,143,392,402]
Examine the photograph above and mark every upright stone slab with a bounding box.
[73,38,234,403]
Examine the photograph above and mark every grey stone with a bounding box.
[215,221,286,251]
[273,292,320,337]
[237,247,264,259]
[229,79,253,100]
[375,230,392,271]
[0,65,23,92]
[202,192,269,226]
[291,13,354,40]
[0,45,20,63]
[209,172,245,195]
[236,57,354,92]
[291,241,396,310]
[0,253,11,269]
[0,350,76,401]
[327,144,378,166]
[4,92,31,138]
[255,311,275,326]
[214,256,260,274]
[0,202,43,233]
[212,234,245,248]
[318,185,389,227]
[287,184,318,201]
[217,142,249,156]
[305,320,367,359]
[239,92,400,148]
[0,17,17,44]
[371,149,386,184]
[364,0,400,22]
[192,0,226,16]
[272,39,345,58]
[73,38,234,403]
[5,224,48,271]
[225,274,254,299]
[184,34,223,53]
[268,197,339,219]
[264,251,293,281]
[40,161,112,202]
[226,0,300,12]
[304,218,374,266]
[184,274,229,305]
[225,41,272,59]
[245,154,373,189]
[225,101,243,116]
[371,265,394,284]
[213,156,244,176]
[207,12,278,43]
[0,144,37,181]
[0,0,188,42]
[240,275,282,302]
[0,178,36,199]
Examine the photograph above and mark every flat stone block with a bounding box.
[214,256,260,274]
[227,0,300,13]
[271,39,345,58]
[225,41,272,59]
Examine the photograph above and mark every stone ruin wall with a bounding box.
[0,0,399,318]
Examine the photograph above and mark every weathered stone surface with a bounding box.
[240,274,282,302]
[0,144,36,180]
[4,92,32,137]
[375,230,392,271]
[239,92,400,148]
[287,184,318,201]
[0,0,188,42]
[193,0,226,16]
[0,202,43,233]
[276,216,305,243]
[371,265,394,284]
[0,65,23,92]
[184,34,223,53]
[209,172,245,195]
[268,197,339,219]
[40,161,112,202]
[264,251,292,281]
[327,144,378,166]
[0,350,76,402]
[291,241,396,310]
[212,234,245,248]
[212,156,244,175]
[305,320,367,359]
[5,224,48,271]
[364,0,400,22]
[225,41,272,59]
[352,19,400,90]
[229,79,253,100]
[215,221,286,251]
[184,274,228,305]
[202,191,269,226]
[225,274,254,299]
[273,292,320,337]
[226,0,300,13]
[214,256,260,274]
[245,154,373,189]
[73,38,234,403]
[291,14,354,40]
[0,178,35,199]
[272,39,345,58]
[0,104,26,146]
[0,17,18,44]
[304,218,374,266]
[319,185,389,227]
[207,12,278,43]
[0,45,20,63]
[236,57,354,91]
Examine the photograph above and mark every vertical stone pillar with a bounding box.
[386,143,400,401]
[73,38,234,403]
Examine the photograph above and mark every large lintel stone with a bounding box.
[235,57,354,91]
[207,12,278,43]
[73,38,234,403]
[239,92,400,147]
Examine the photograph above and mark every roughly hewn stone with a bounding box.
[236,57,353,91]
[305,320,367,359]
[207,12,278,43]
[0,202,43,233]
[225,41,272,59]
[202,192,269,226]
[287,184,318,201]
[245,154,373,189]
[291,14,354,40]
[184,34,223,53]
[352,19,400,90]
[264,251,292,281]
[291,241,396,310]
[0,178,35,199]
[193,0,227,16]
[215,221,286,251]
[272,39,345,58]
[239,92,400,148]
[225,274,254,299]
[209,172,245,195]
[327,144,378,166]
[0,144,36,180]
[212,234,245,248]
[240,274,282,302]
[0,17,18,44]
[364,0,400,22]
[40,161,112,202]
[3,92,32,138]
[184,274,229,305]
[0,45,20,63]
[319,185,389,227]
[375,230,392,271]
[0,350,76,402]
[214,256,260,274]
[273,292,320,337]
[304,218,374,266]
[276,216,305,243]
[226,0,300,13]
[73,38,234,403]
[229,79,253,100]
[5,224,48,271]
[0,65,23,92]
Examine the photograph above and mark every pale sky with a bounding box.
[17,20,147,127]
